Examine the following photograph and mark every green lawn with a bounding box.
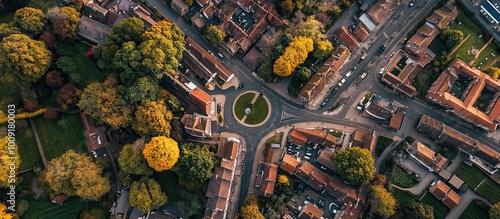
[23,197,87,219]
[17,123,42,170]
[454,163,486,188]
[459,200,490,219]
[153,171,180,202]
[392,167,416,188]
[234,93,256,120]
[26,0,58,12]
[475,44,499,70]
[34,113,87,161]
[392,188,415,209]
[245,95,269,125]
[475,178,500,204]
[420,193,450,219]
[58,41,105,87]
[375,136,393,157]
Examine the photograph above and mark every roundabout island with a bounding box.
[232,91,271,127]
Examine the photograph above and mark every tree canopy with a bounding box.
[273,36,313,77]
[46,6,80,40]
[333,147,375,185]
[11,7,46,36]
[313,39,333,59]
[143,136,180,171]
[491,203,500,219]
[0,136,20,188]
[486,67,500,80]
[277,175,289,187]
[129,178,167,212]
[78,75,133,129]
[441,27,463,49]
[43,150,110,201]
[0,23,20,40]
[293,16,325,45]
[132,101,173,138]
[0,33,51,85]
[206,25,225,46]
[125,76,161,105]
[295,66,311,84]
[240,204,264,219]
[173,143,215,190]
[0,203,13,219]
[404,201,434,219]
[369,185,396,217]
[118,144,153,176]
[80,207,106,219]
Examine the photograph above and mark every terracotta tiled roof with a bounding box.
[255,34,271,51]
[217,137,238,159]
[298,203,323,219]
[288,129,308,146]
[189,87,211,116]
[367,0,396,24]
[443,189,461,208]
[429,180,451,199]
[295,161,314,180]
[317,149,336,171]
[220,158,235,170]
[325,176,350,200]
[297,128,327,144]
[280,154,299,174]
[260,163,278,197]
[475,143,500,167]
[426,3,458,29]
[389,112,405,130]
[171,0,189,16]
[336,26,359,51]
[352,130,367,147]
[353,23,369,42]
[204,208,225,219]
[206,176,231,198]
[307,168,330,192]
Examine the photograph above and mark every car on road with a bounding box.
[338,78,346,86]
[360,52,367,60]
[409,0,416,7]
[218,53,224,58]
[379,68,385,74]
[329,203,340,214]
[321,101,327,107]
[238,84,244,89]
[304,155,311,160]
[217,103,222,113]
[378,45,387,54]
[345,71,352,77]
[320,165,327,170]
[361,72,367,79]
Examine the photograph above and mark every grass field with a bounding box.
[392,188,415,209]
[17,124,42,170]
[0,0,58,23]
[475,178,500,204]
[459,200,490,219]
[454,163,486,188]
[23,197,87,219]
[34,113,87,161]
[234,93,256,120]
[420,193,450,219]
[58,41,105,87]
[245,95,269,125]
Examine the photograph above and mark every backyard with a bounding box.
[34,113,87,161]
[17,123,42,170]
[23,197,87,219]
[458,200,490,219]
[454,163,500,204]
[420,193,450,219]
[57,41,106,87]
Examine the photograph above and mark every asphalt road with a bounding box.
[146,0,500,214]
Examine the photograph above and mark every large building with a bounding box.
[407,141,447,172]
[480,0,500,24]
[427,59,500,132]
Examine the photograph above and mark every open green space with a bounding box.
[392,166,416,188]
[459,200,490,219]
[23,197,87,219]
[475,177,500,204]
[392,188,415,209]
[58,41,105,87]
[420,193,450,219]
[26,0,58,12]
[234,93,256,120]
[375,136,393,157]
[17,123,42,170]
[153,171,180,202]
[34,113,87,161]
[454,163,486,188]
[245,95,269,125]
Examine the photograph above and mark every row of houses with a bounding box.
[416,115,500,174]
[204,137,240,218]
[429,180,461,209]
[297,45,351,104]
[381,3,458,97]
[362,94,407,131]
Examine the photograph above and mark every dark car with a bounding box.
[238,84,244,89]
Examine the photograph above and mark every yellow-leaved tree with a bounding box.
[0,136,20,188]
[143,136,180,171]
[0,203,13,219]
[273,36,313,77]
[277,174,289,187]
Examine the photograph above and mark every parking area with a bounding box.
[287,182,340,218]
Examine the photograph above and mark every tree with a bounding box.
[295,67,311,84]
[369,185,396,217]
[43,150,110,201]
[78,75,133,129]
[0,33,51,85]
[39,30,57,53]
[280,0,293,15]
[17,199,29,216]
[277,175,289,187]
[80,207,106,219]
[129,178,167,212]
[294,16,325,46]
[173,144,215,190]
[486,67,500,80]
[45,71,64,88]
[240,204,265,219]
[46,7,80,40]
[0,23,20,40]
[132,101,173,137]
[113,41,147,83]
[313,39,333,59]
[11,7,46,36]
[491,203,500,219]
[125,76,161,105]
[43,108,59,120]
[404,201,434,219]
[333,147,375,185]
[56,83,81,110]
[273,36,314,77]
[169,119,184,143]
[0,136,20,188]
[56,56,81,84]
[0,203,13,219]
[371,173,387,186]
[331,5,342,17]
[143,136,180,171]
[206,25,225,46]
[440,27,463,49]
[118,144,153,176]
[184,0,193,6]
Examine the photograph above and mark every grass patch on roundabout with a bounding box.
[234,93,256,120]
[245,95,269,125]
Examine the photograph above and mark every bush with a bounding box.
[218,114,224,123]
[43,108,59,120]
[392,167,415,188]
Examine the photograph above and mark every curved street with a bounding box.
[145,0,500,214]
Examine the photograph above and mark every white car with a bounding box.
[338,78,346,86]
[304,156,311,160]
[345,71,352,77]
[379,68,385,74]
[361,72,367,79]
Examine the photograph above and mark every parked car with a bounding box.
[345,71,352,77]
[304,156,311,160]
[321,101,327,107]
[338,78,346,86]
[305,152,312,156]
[379,68,385,74]
[409,0,416,7]
[238,84,244,89]
[361,72,367,79]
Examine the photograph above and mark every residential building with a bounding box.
[443,189,461,208]
[242,47,262,70]
[189,87,212,116]
[317,149,336,171]
[429,180,461,209]
[255,162,278,197]
[171,0,189,16]
[130,3,157,28]
[407,141,447,172]
[363,94,398,120]
[80,112,108,152]
[217,137,239,159]
[77,15,111,44]
[298,202,323,219]
[181,113,212,138]
[280,154,299,174]
[336,26,359,51]
[287,128,339,147]
[380,50,421,97]
[389,111,406,131]
[367,0,397,24]
[307,167,330,191]
[294,161,314,181]
[428,59,500,132]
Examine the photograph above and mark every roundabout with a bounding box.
[232,91,272,127]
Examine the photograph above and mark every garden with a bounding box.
[375,136,393,157]
[454,163,500,204]
[233,92,270,125]
[458,200,490,219]
[23,197,88,219]
[420,193,450,219]
[391,166,416,188]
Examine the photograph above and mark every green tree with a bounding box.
[132,101,173,138]
[295,67,311,83]
[206,25,225,46]
[313,39,333,59]
[118,144,153,176]
[46,6,80,40]
[143,136,180,171]
[0,23,20,40]
[333,147,375,185]
[491,203,500,219]
[294,16,325,46]
[486,67,500,80]
[56,56,81,84]
[165,94,182,114]
[129,178,167,212]
[113,41,146,83]
[0,136,20,188]
[78,75,133,129]
[0,33,51,86]
[440,27,463,49]
[43,150,110,201]
[184,0,193,6]
[17,199,29,216]
[173,144,215,190]
[80,207,106,219]
[404,201,434,219]
[369,185,396,217]
[11,7,46,36]
[125,76,161,105]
